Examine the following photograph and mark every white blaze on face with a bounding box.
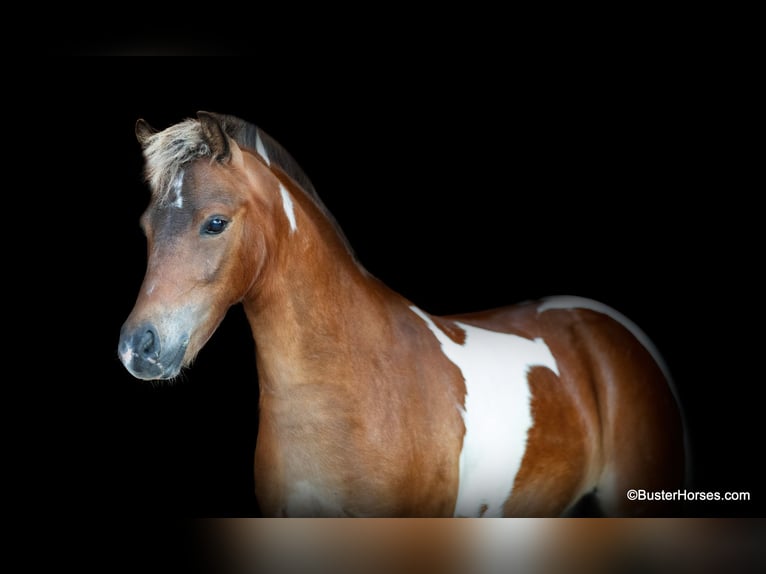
[279,183,298,232]
[171,170,184,208]
[409,306,559,517]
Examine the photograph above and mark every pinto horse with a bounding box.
[118,112,687,517]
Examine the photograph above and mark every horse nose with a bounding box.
[119,323,161,371]
[136,325,160,360]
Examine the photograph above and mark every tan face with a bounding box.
[118,155,262,380]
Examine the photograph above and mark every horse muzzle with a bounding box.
[118,322,189,380]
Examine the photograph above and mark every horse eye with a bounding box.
[202,217,229,235]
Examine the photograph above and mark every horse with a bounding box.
[118,111,687,517]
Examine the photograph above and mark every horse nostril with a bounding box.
[138,326,160,359]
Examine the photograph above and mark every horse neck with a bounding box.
[240,178,405,396]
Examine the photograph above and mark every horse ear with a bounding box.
[197,111,231,162]
[135,119,157,146]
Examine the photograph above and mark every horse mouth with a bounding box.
[152,339,190,380]
[120,337,190,381]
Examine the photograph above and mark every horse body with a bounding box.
[118,112,686,516]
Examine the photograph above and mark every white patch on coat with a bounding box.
[279,183,298,232]
[255,130,271,165]
[409,306,559,517]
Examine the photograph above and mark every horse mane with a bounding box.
[140,113,356,258]
[211,113,317,199]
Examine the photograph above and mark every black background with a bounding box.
[35,57,761,525]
